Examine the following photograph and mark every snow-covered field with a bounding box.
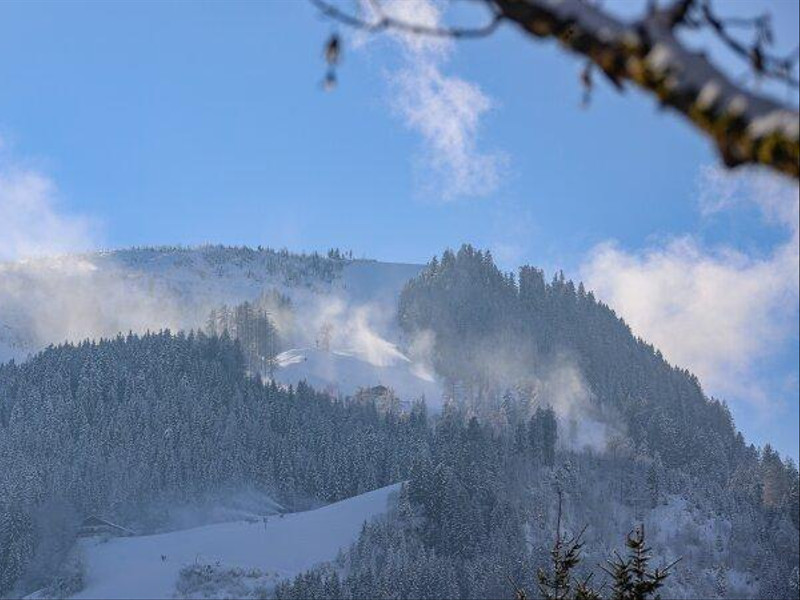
[274,346,442,403]
[70,483,401,599]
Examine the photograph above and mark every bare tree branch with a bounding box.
[697,0,799,88]
[491,0,799,179]
[311,0,800,180]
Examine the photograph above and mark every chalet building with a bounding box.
[78,516,136,538]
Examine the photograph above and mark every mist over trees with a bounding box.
[399,245,757,478]
[2,0,797,596]
[1,247,798,598]
[277,246,799,599]
[205,290,292,377]
[0,332,420,596]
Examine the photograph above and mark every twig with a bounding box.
[699,0,799,87]
[310,0,503,39]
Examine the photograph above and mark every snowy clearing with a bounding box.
[70,483,401,599]
[274,346,442,404]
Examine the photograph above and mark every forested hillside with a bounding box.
[0,247,798,599]
[280,246,799,599]
[0,332,422,597]
[398,246,795,482]
[0,245,351,363]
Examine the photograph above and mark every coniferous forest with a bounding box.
[3,0,799,596]
[0,247,798,599]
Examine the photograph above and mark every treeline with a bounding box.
[109,244,350,286]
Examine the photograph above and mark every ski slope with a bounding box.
[71,483,401,599]
[275,346,442,403]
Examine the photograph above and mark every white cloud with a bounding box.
[0,148,96,261]
[363,0,505,200]
[581,168,799,406]
[698,164,799,230]
[0,145,185,360]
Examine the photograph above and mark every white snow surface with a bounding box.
[70,483,401,600]
[274,346,442,402]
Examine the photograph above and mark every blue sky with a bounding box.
[0,0,798,460]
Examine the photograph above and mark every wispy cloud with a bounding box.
[0,144,96,261]
[580,167,799,407]
[362,0,505,200]
[0,143,183,360]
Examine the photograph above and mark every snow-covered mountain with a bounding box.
[4,245,798,600]
[0,246,440,401]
